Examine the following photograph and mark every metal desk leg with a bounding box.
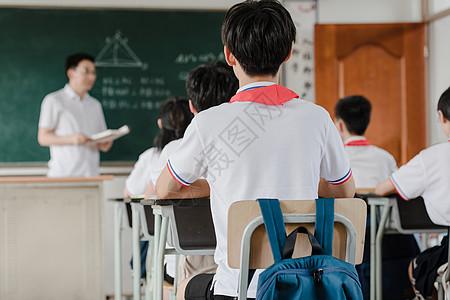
[144,239,153,300]
[370,203,376,300]
[114,202,123,300]
[375,204,391,300]
[132,203,142,300]
[156,217,169,300]
[153,212,162,300]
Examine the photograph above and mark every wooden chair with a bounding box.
[227,198,367,300]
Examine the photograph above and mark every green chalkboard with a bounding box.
[0,7,226,163]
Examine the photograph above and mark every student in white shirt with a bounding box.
[335,95,420,299]
[376,86,450,299]
[334,95,397,189]
[124,96,193,197]
[124,96,192,287]
[155,1,355,299]
[38,53,112,177]
[144,61,239,285]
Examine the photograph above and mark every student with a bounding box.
[124,96,193,197]
[146,61,239,194]
[335,95,419,299]
[37,53,112,177]
[155,1,355,299]
[145,61,239,285]
[376,86,450,299]
[335,95,397,189]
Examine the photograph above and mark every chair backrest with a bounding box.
[390,195,447,233]
[155,198,216,255]
[227,198,367,269]
[139,204,155,237]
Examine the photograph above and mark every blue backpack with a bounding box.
[255,198,363,300]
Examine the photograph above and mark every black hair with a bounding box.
[221,0,296,77]
[153,96,193,151]
[335,95,372,136]
[438,86,450,121]
[186,61,238,112]
[65,53,95,73]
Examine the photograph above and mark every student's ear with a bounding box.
[335,119,344,133]
[438,110,447,124]
[283,44,294,63]
[157,118,162,129]
[224,46,236,66]
[189,100,198,115]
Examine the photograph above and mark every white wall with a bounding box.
[427,15,450,145]
[317,0,421,23]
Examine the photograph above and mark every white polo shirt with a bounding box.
[166,82,352,297]
[390,140,450,226]
[150,139,183,188]
[125,147,160,196]
[38,84,107,177]
[344,136,397,189]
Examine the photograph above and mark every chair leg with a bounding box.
[132,203,142,300]
[168,254,179,300]
[114,203,123,300]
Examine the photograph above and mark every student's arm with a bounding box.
[156,166,210,199]
[37,127,90,146]
[144,181,156,199]
[123,187,130,198]
[375,179,396,196]
[318,175,355,198]
[97,141,113,152]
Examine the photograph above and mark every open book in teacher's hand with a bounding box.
[90,125,130,143]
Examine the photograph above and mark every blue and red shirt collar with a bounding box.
[344,136,371,147]
[230,81,299,106]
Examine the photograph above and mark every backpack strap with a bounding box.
[257,198,287,263]
[314,198,335,256]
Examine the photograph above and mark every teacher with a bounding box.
[37,53,112,177]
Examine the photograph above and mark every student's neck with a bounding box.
[343,133,360,142]
[239,74,279,88]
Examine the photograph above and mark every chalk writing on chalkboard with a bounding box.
[96,30,148,70]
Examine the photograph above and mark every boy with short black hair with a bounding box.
[156,1,355,299]
[334,95,397,189]
[335,96,421,299]
[376,86,450,298]
[144,61,238,285]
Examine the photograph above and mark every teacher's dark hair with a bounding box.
[65,53,95,73]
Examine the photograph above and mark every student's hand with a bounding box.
[97,140,113,152]
[71,133,91,145]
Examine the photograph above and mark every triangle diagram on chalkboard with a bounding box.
[95,30,148,70]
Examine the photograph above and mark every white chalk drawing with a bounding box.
[95,30,148,70]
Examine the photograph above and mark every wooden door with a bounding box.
[315,24,426,165]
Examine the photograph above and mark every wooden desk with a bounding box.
[0,176,112,300]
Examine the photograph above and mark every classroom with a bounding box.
[0,0,449,299]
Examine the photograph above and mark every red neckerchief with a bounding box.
[344,139,372,146]
[230,84,299,106]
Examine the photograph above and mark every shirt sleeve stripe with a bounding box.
[389,176,409,201]
[327,168,352,185]
[167,160,191,187]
